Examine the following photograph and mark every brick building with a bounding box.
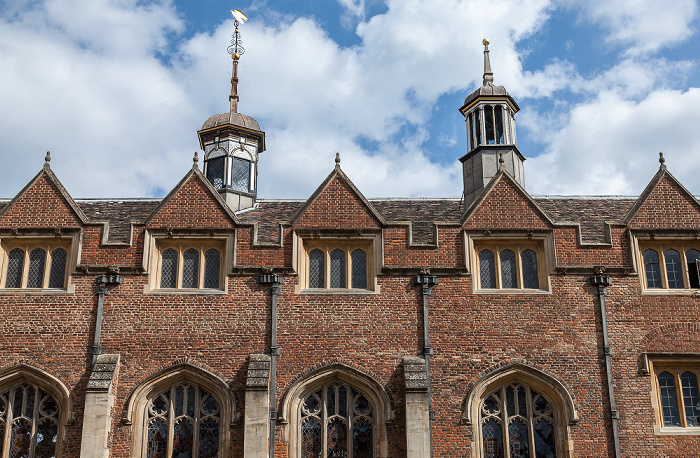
[0,28,699,458]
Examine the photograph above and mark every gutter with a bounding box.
[92,274,124,365]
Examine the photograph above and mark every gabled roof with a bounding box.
[290,158,387,228]
[144,163,239,229]
[461,168,554,228]
[623,162,700,228]
[0,160,88,226]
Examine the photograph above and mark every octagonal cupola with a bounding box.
[197,10,266,212]
[459,39,525,206]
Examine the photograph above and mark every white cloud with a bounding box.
[527,88,700,196]
[561,0,698,55]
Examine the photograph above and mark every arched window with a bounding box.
[144,382,221,458]
[300,381,374,458]
[463,365,577,458]
[308,249,325,289]
[231,157,252,193]
[477,245,543,290]
[688,249,700,288]
[664,249,683,289]
[521,250,539,289]
[303,243,372,291]
[479,249,496,289]
[330,249,346,289]
[499,249,517,289]
[126,364,234,458]
[157,245,223,290]
[204,149,226,190]
[2,244,70,289]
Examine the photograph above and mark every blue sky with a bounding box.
[1,0,699,200]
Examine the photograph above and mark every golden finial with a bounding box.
[482,38,490,46]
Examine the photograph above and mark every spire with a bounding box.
[227,9,248,114]
[482,38,494,86]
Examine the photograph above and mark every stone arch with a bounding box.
[462,363,578,458]
[123,362,235,458]
[279,362,394,458]
[0,364,74,456]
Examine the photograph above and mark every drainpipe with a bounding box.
[92,274,124,365]
[589,270,621,458]
[412,269,438,458]
[258,273,283,458]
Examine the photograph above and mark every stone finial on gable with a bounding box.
[335,152,341,170]
[44,151,51,169]
[193,151,199,170]
[659,152,666,170]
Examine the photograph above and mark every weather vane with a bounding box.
[228,9,248,60]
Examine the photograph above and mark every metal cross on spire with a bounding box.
[227,9,248,113]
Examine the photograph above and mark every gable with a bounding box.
[293,174,382,230]
[627,174,700,229]
[146,175,236,230]
[0,174,83,228]
[463,174,551,230]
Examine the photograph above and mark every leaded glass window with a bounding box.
[330,249,346,289]
[479,249,496,289]
[521,250,539,289]
[299,382,374,458]
[231,157,251,192]
[480,383,557,458]
[144,382,220,458]
[477,245,543,290]
[0,382,61,458]
[205,155,226,190]
[500,250,517,289]
[2,244,69,289]
[305,243,372,290]
[158,245,223,290]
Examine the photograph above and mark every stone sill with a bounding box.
[642,289,700,296]
[147,289,226,295]
[298,288,380,295]
[475,289,551,295]
[654,425,700,435]
[0,285,75,294]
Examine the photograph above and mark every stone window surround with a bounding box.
[464,230,554,294]
[123,363,236,458]
[632,234,700,293]
[0,229,80,294]
[142,230,235,294]
[643,354,700,435]
[0,364,74,457]
[461,363,578,458]
[292,229,382,294]
[278,363,394,458]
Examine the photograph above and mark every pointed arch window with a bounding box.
[649,358,700,432]
[1,243,69,290]
[640,243,700,291]
[479,382,558,458]
[299,382,375,458]
[476,244,545,291]
[0,382,61,457]
[302,241,374,292]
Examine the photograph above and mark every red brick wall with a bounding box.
[0,174,81,228]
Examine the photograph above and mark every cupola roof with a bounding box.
[461,39,519,112]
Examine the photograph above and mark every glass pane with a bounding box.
[205,156,226,189]
[203,249,220,289]
[352,417,373,458]
[475,109,482,145]
[198,417,219,458]
[301,417,321,458]
[303,395,320,415]
[687,249,700,289]
[327,417,347,457]
[48,248,67,288]
[160,249,178,288]
[147,418,168,458]
[665,249,683,289]
[13,386,23,418]
[182,249,199,288]
[658,371,681,425]
[483,395,499,415]
[479,249,496,289]
[338,385,347,418]
[508,418,530,458]
[500,250,517,289]
[327,385,336,417]
[681,371,700,427]
[484,106,495,144]
[521,249,539,289]
[330,249,346,288]
[482,418,504,458]
[24,386,35,419]
[27,248,46,288]
[10,418,32,458]
[5,248,24,288]
[202,393,219,416]
[186,386,195,417]
[308,249,324,288]
[152,395,168,416]
[175,386,184,417]
[517,386,527,417]
[643,249,661,288]
[354,395,371,416]
[231,157,251,192]
[172,418,194,458]
[495,105,505,144]
[35,418,58,458]
[533,418,556,458]
[351,249,367,289]
[533,395,550,416]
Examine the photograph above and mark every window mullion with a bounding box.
[325,250,330,289]
[526,386,535,458]
[676,371,687,427]
[681,248,691,290]
[167,386,175,457]
[500,386,510,458]
[193,386,200,458]
[659,248,669,289]
[29,384,39,457]
[198,249,205,289]
[322,386,328,455]
[21,248,29,289]
[516,247,524,289]
[42,248,51,288]
[176,250,183,289]
[346,248,351,289]
[495,248,502,289]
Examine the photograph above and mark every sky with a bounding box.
[1,0,699,200]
